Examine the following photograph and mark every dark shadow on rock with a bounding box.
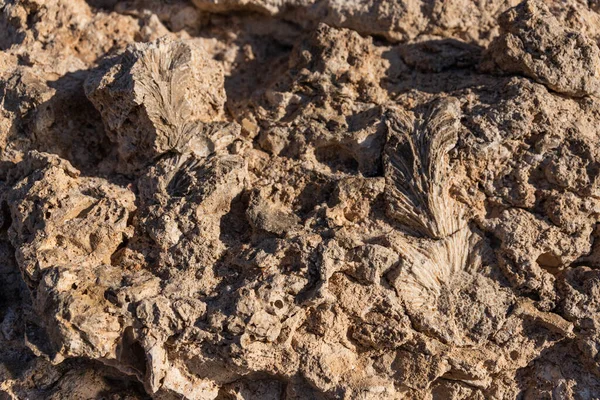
[3,65,132,184]
[400,39,483,73]
[84,0,120,11]
[43,70,113,172]
[219,191,252,248]
[0,0,29,51]
[219,31,294,122]
[381,38,488,96]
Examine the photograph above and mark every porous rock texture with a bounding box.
[2,0,600,398]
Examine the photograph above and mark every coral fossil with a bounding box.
[384,98,474,336]
[384,97,466,239]
[85,38,226,171]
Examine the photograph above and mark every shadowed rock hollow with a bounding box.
[2,0,600,399]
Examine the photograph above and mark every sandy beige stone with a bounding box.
[2,0,600,398]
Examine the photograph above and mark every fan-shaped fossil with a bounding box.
[3,1,600,397]
[383,97,476,343]
[84,38,226,171]
[384,97,466,240]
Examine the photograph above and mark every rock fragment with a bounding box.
[484,0,600,97]
[85,38,226,171]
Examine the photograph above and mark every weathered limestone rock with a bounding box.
[3,0,600,398]
[190,0,523,44]
[484,0,600,97]
[85,37,227,171]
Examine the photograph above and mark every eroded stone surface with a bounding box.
[2,0,600,398]
[85,38,227,172]
[483,0,600,97]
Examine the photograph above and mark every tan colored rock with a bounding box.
[484,0,600,97]
[85,37,227,171]
[3,0,600,398]
[191,0,521,44]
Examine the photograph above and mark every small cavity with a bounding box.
[314,145,359,174]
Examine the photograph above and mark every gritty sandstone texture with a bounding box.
[2,0,600,399]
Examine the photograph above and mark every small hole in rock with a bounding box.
[537,252,562,275]
[315,144,359,174]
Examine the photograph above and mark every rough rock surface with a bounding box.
[483,0,600,97]
[2,0,600,399]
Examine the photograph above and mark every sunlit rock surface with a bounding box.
[2,0,600,398]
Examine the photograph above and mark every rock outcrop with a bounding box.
[2,0,600,398]
[483,0,600,97]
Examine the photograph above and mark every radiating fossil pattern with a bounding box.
[384,97,466,240]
